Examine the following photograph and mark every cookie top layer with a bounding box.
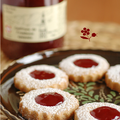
[75,102,120,120]
[59,54,109,76]
[106,64,120,82]
[20,88,78,113]
[19,88,79,120]
[14,65,68,92]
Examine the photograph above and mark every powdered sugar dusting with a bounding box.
[14,65,69,91]
[19,88,79,118]
[107,64,120,82]
[59,54,109,82]
[59,54,109,76]
[75,102,120,120]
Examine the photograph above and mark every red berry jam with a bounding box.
[30,70,55,80]
[35,92,64,106]
[90,106,120,120]
[74,59,98,68]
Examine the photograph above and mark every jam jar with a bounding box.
[1,0,67,59]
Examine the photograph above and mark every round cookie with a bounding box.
[19,88,79,120]
[59,54,110,82]
[14,65,69,92]
[74,102,120,120]
[105,64,120,93]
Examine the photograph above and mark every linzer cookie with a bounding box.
[19,88,79,120]
[74,102,120,120]
[105,64,120,92]
[14,65,68,92]
[59,54,110,82]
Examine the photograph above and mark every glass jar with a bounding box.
[1,0,67,59]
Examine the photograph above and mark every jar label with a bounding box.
[2,1,67,43]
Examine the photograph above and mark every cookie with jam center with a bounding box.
[74,102,120,120]
[19,88,79,120]
[59,54,110,82]
[105,64,120,93]
[14,65,69,92]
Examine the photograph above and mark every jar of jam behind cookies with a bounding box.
[1,0,67,59]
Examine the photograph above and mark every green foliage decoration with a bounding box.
[64,81,120,105]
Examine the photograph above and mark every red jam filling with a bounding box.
[35,92,64,106]
[73,59,98,68]
[30,70,55,80]
[90,106,120,120]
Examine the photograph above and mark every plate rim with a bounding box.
[0,48,120,120]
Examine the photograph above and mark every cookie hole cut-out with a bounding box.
[30,70,55,80]
[73,59,98,68]
[35,92,64,106]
